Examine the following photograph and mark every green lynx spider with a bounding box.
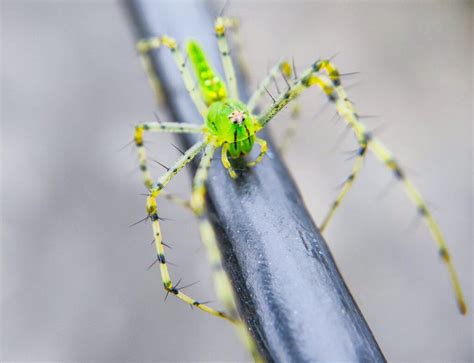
[133,15,467,360]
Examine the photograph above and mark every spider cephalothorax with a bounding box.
[206,99,256,158]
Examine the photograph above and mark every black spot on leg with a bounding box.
[439,247,450,261]
[363,132,372,143]
[158,254,166,264]
[393,166,404,180]
[140,165,147,171]
[150,213,159,222]
[418,205,428,216]
[358,146,367,156]
[302,75,311,87]
[312,61,322,72]
[328,93,337,102]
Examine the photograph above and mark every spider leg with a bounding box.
[190,143,261,361]
[134,122,204,190]
[257,61,467,314]
[137,36,207,117]
[215,17,239,99]
[320,144,367,232]
[160,191,192,210]
[316,59,466,314]
[218,17,252,84]
[247,59,302,154]
[220,143,238,179]
[144,140,236,322]
[247,59,292,113]
[247,137,268,168]
[278,103,302,154]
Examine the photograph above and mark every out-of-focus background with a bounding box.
[1,0,472,361]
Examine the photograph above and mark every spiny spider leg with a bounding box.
[218,17,252,84]
[247,137,268,167]
[278,104,302,154]
[320,143,366,232]
[220,143,238,178]
[257,61,467,314]
[215,17,239,99]
[247,59,292,113]
[315,59,467,314]
[247,59,302,154]
[134,122,204,189]
[160,191,192,210]
[137,36,208,117]
[190,143,261,361]
[143,140,236,322]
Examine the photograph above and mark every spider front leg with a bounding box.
[190,143,262,362]
[144,140,237,322]
[136,36,207,117]
[257,62,467,314]
[134,121,204,189]
[247,137,268,168]
[221,143,238,179]
[247,59,301,154]
[247,59,292,113]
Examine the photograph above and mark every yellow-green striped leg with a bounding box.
[220,143,238,179]
[257,61,467,315]
[247,59,292,113]
[215,17,239,100]
[247,137,268,168]
[220,17,252,83]
[320,143,367,232]
[247,59,301,154]
[316,58,466,314]
[134,121,204,189]
[137,36,208,117]
[190,143,262,362]
[278,103,302,154]
[144,140,237,322]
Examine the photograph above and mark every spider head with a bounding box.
[206,99,256,158]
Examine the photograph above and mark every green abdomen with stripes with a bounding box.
[186,40,227,105]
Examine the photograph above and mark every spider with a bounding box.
[132,15,466,360]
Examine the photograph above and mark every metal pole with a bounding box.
[122,1,385,361]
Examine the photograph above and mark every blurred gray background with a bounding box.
[1,0,472,361]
